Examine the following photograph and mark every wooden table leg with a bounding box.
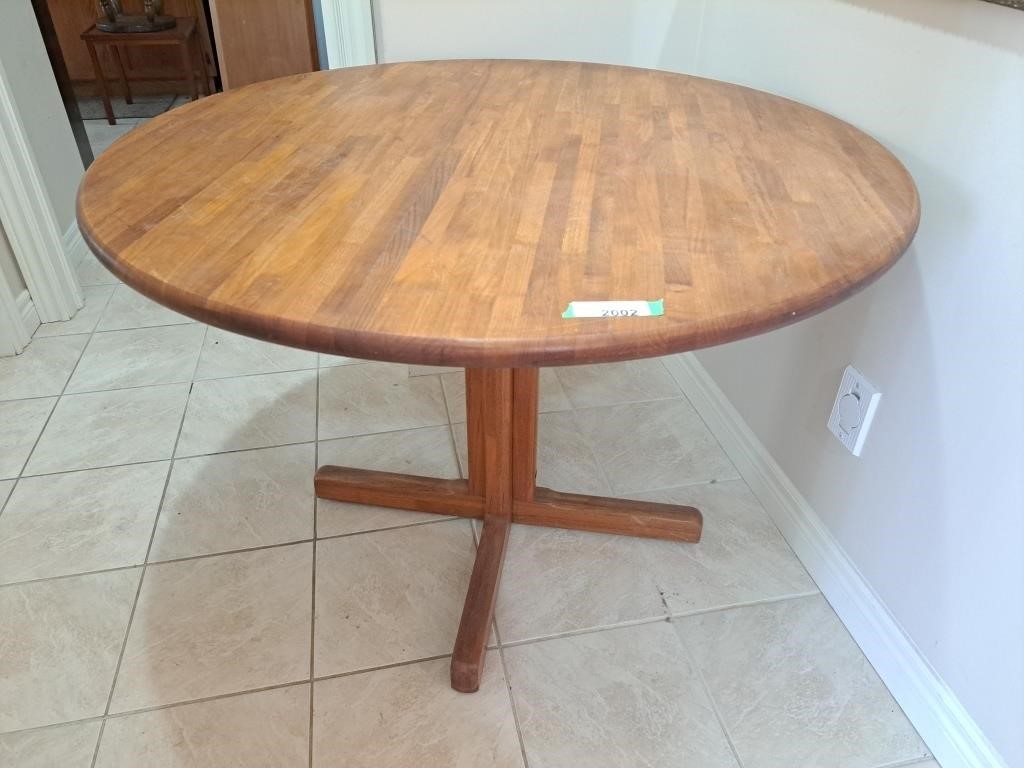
[111,45,132,105]
[315,366,702,692]
[451,369,514,692]
[85,41,116,125]
[193,36,211,96]
[180,37,199,101]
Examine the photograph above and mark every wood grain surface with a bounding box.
[77,60,920,367]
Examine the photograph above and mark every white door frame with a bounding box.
[0,54,83,327]
[0,262,30,356]
[320,0,378,68]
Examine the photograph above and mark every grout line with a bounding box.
[0,563,145,590]
[439,372,465,481]
[0,715,105,739]
[92,318,197,334]
[665,591,823,621]
[311,653,454,685]
[6,650,485,741]
[0,392,64,405]
[496,644,532,768]
[308,366,321,768]
[95,679,312,727]
[497,615,670,651]
[870,760,935,768]
[89,324,208,768]
[569,393,690,414]
[15,439,317,482]
[672,617,747,768]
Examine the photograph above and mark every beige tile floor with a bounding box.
[1,125,935,768]
[0,264,941,768]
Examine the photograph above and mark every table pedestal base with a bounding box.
[314,368,703,693]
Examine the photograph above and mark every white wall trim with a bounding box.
[0,271,29,357]
[663,352,1008,768]
[320,0,377,68]
[0,57,82,323]
[16,289,40,339]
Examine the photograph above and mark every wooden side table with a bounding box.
[81,17,209,126]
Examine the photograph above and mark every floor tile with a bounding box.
[633,480,818,614]
[96,285,193,331]
[111,543,312,712]
[504,622,738,768]
[33,285,115,338]
[313,654,523,768]
[574,399,738,494]
[24,383,189,476]
[0,569,140,731]
[97,685,309,768]
[554,359,682,408]
[76,256,120,287]
[0,479,12,508]
[194,327,318,380]
[66,324,205,393]
[84,118,143,156]
[0,462,168,584]
[314,520,475,676]
[441,368,570,423]
[79,94,174,120]
[495,524,668,644]
[454,411,609,495]
[0,335,89,401]
[317,426,458,536]
[676,595,928,768]
[0,397,56,478]
[0,721,101,768]
[151,443,314,561]
[318,362,448,440]
[176,369,316,457]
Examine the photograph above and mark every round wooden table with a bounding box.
[77,60,920,693]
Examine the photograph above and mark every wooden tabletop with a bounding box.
[77,60,919,367]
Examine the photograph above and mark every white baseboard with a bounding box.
[63,222,89,268]
[16,288,39,339]
[663,352,1007,768]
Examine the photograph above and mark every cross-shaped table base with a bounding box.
[315,368,703,692]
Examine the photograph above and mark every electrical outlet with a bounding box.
[827,365,881,457]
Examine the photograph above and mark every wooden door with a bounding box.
[208,0,318,90]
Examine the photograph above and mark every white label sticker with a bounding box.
[562,299,664,319]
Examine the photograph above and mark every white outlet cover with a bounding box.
[827,365,881,457]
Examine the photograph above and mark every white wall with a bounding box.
[374,1,1024,765]
[0,1,84,231]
